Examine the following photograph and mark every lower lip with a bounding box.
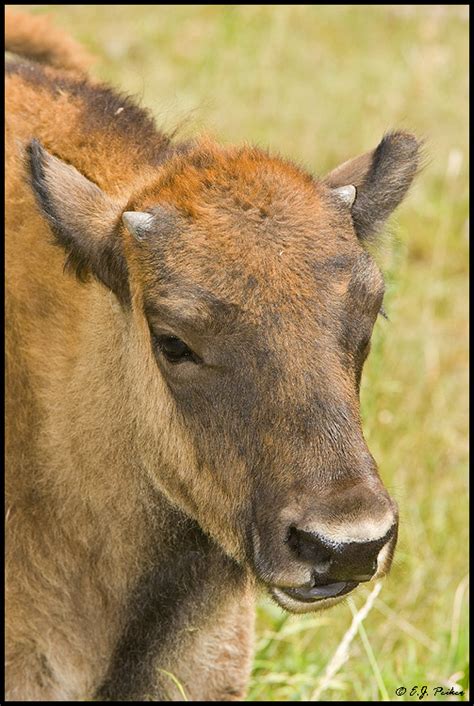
[280,580,359,603]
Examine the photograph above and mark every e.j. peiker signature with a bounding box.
[395,685,465,699]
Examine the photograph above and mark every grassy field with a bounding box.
[14,5,469,701]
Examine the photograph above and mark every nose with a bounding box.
[287,524,396,583]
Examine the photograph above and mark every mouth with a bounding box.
[270,580,359,613]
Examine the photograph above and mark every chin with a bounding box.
[270,584,358,614]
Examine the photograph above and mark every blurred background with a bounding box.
[14,5,469,701]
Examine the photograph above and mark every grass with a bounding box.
[13,5,469,701]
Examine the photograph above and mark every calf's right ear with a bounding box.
[27,139,130,305]
[324,131,421,243]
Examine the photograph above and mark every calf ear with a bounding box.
[324,131,421,242]
[27,139,130,305]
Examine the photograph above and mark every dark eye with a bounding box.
[155,335,200,364]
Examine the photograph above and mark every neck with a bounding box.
[97,494,247,700]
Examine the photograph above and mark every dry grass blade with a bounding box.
[156,669,189,701]
[449,574,469,661]
[310,581,383,700]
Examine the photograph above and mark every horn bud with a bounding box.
[122,211,154,240]
[333,184,357,208]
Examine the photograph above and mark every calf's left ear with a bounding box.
[324,131,421,242]
[27,139,130,305]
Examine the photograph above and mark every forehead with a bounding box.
[134,144,383,318]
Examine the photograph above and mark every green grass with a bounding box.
[15,5,468,701]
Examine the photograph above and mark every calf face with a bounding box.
[28,132,418,612]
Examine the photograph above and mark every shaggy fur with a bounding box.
[5,9,420,701]
[5,8,93,72]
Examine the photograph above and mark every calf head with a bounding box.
[28,131,419,612]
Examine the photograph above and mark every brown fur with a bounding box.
[5,9,93,73]
[5,10,419,701]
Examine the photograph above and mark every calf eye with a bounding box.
[153,336,201,363]
[155,335,200,364]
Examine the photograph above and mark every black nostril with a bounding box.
[286,525,299,553]
[286,525,392,583]
[286,526,334,565]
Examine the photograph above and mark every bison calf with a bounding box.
[5,9,419,701]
